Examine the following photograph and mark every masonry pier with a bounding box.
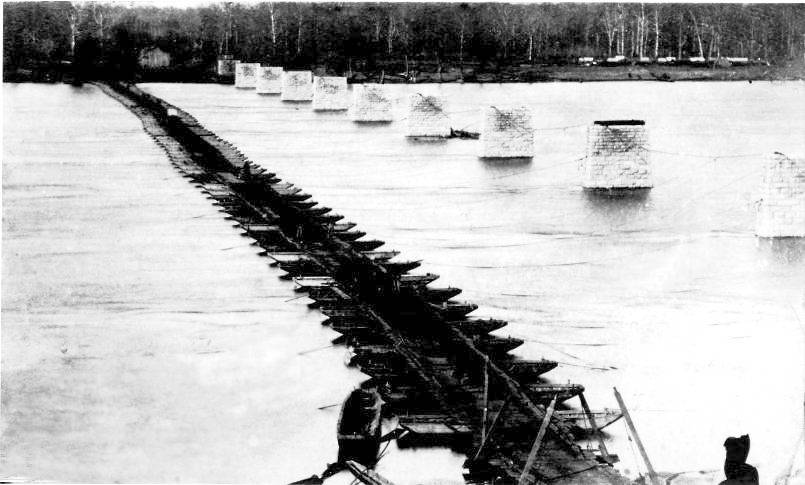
[582,120,651,193]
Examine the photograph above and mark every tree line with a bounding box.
[4,2,805,80]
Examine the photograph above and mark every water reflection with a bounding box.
[353,120,393,126]
[756,237,805,264]
[479,156,533,166]
[406,136,449,145]
[582,188,653,226]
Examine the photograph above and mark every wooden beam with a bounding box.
[444,326,581,452]
[481,355,489,444]
[613,387,659,485]
[472,396,511,462]
[578,392,610,461]
[345,460,396,485]
[518,394,558,485]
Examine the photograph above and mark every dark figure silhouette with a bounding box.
[719,435,759,485]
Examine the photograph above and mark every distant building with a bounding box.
[726,57,749,65]
[605,55,627,64]
[138,47,171,69]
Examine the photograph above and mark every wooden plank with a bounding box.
[518,394,558,485]
[401,423,455,434]
[345,461,396,485]
[216,172,242,184]
[614,387,659,485]
[244,224,280,233]
[482,355,489,444]
[579,392,610,461]
[472,396,511,461]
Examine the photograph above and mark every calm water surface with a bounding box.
[3,81,804,484]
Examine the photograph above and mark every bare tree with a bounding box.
[689,9,705,58]
[67,2,82,58]
[522,5,547,62]
[267,2,277,56]
[454,4,471,70]
[386,11,397,56]
[654,5,660,58]
[293,4,303,56]
[490,3,518,59]
[90,3,104,46]
[602,5,617,57]
[639,3,647,57]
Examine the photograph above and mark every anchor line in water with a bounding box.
[606,163,765,235]
[96,81,627,485]
[489,155,587,180]
[647,148,766,160]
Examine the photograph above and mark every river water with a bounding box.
[3,81,804,484]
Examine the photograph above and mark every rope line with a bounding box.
[607,163,765,233]
[656,165,763,224]
[490,156,587,180]
[648,148,765,160]
[624,419,643,479]
[533,123,587,132]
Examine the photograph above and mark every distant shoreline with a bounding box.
[343,63,805,84]
[5,62,804,85]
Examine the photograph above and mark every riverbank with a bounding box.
[352,62,805,83]
[5,61,804,85]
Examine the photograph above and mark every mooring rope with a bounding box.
[445,107,484,115]
[552,359,617,372]
[297,343,335,355]
[603,162,765,235]
[624,419,644,479]
[490,155,587,180]
[648,148,766,160]
[545,464,603,482]
[430,259,593,269]
[533,123,587,132]
[649,165,764,228]
[375,438,393,463]
[516,337,617,371]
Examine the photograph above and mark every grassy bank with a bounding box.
[354,62,805,83]
[5,61,804,85]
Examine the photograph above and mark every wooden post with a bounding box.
[345,460,396,485]
[578,392,610,461]
[472,396,511,462]
[613,387,659,485]
[481,355,489,444]
[518,394,558,485]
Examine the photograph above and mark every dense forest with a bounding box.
[4,2,805,81]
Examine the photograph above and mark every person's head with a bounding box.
[723,434,750,463]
